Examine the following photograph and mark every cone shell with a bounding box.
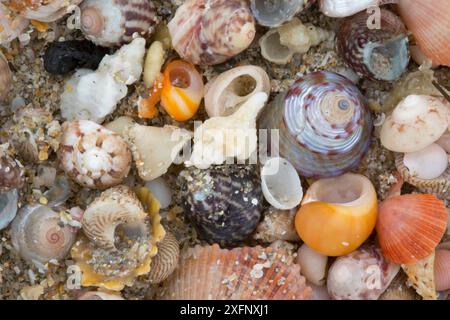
[398,0,450,67]
[376,194,448,265]
[146,232,180,284]
[157,244,311,300]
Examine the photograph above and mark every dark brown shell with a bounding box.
[0,154,24,192]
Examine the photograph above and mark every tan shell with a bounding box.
[395,153,450,200]
[253,207,300,243]
[0,52,12,102]
[157,244,311,300]
[147,232,180,284]
[402,252,437,300]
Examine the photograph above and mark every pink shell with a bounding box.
[435,249,450,291]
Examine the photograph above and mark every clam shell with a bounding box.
[147,232,180,284]
[253,207,299,243]
[157,244,312,300]
[0,52,12,102]
[376,194,448,265]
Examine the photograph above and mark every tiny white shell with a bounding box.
[320,0,381,18]
[145,177,172,209]
[403,143,448,180]
[296,244,328,286]
[261,157,303,210]
[259,29,295,65]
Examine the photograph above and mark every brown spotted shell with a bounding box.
[147,232,180,284]
[157,244,311,300]
[168,0,256,65]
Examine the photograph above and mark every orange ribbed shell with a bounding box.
[376,194,447,264]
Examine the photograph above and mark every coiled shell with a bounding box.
[80,0,157,47]
[6,0,82,22]
[251,0,314,27]
[402,144,448,180]
[0,52,12,102]
[178,165,263,246]
[157,244,312,300]
[168,0,256,65]
[146,232,180,284]
[58,120,132,189]
[336,9,409,81]
[259,71,372,178]
[0,189,18,231]
[296,244,328,286]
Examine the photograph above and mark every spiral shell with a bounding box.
[58,120,132,189]
[6,0,82,22]
[79,0,157,47]
[168,0,256,65]
[146,232,180,284]
[0,189,18,231]
[11,205,76,266]
[0,154,24,192]
[0,52,12,103]
[259,71,372,178]
[178,165,263,246]
[0,3,29,45]
[336,9,410,81]
[157,244,312,300]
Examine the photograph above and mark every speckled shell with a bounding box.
[327,245,400,300]
[0,52,12,102]
[80,0,157,47]
[178,165,263,246]
[336,9,409,81]
[258,71,372,178]
[253,207,300,243]
[156,244,312,300]
[0,189,18,231]
[168,0,256,65]
[6,0,83,22]
[58,120,132,189]
[147,232,180,284]
[251,0,315,27]
[0,154,24,192]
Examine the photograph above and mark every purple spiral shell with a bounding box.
[259,71,372,178]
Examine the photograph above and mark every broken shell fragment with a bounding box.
[7,0,83,22]
[296,244,328,286]
[145,177,172,209]
[253,207,299,243]
[402,253,438,300]
[0,189,18,231]
[0,52,12,103]
[0,153,24,192]
[402,144,448,180]
[251,0,314,27]
[259,29,295,65]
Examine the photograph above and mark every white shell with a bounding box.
[296,244,328,286]
[380,95,449,152]
[205,66,271,117]
[259,29,295,65]
[145,177,172,209]
[60,37,146,123]
[104,116,135,136]
[319,0,380,18]
[436,131,450,153]
[0,189,18,230]
[403,143,448,180]
[261,157,303,210]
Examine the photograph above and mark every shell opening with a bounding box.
[114,221,148,252]
[231,75,257,97]
[313,176,363,204]
[169,67,191,89]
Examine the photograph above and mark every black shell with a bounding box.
[178,165,263,246]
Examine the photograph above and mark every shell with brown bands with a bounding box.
[147,232,180,284]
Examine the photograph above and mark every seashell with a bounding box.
[379,271,419,300]
[143,41,165,89]
[6,0,82,22]
[58,120,132,190]
[259,29,295,65]
[33,165,56,188]
[187,92,268,169]
[261,157,303,210]
[0,189,18,231]
[104,116,135,136]
[320,0,394,18]
[308,282,331,300]
[178,165,263,246]
[380,95,449,153]
[0,153,24,192]
[145,177,172,209]
[44,175,71,208]
[3,106,61,164]
[402,252,437,300]
[295,173,378,256]
[0,3,29,45]
[71,186,165,291]
[168,0,255,66]
[147,232,179,284]
[79,0,157,47]
[402,143,448,180]
[204,65,270,117]
[78,291,124,300]
[0,52,12,103]
[435,249,450,292]
[296,244,328,286]
[259,71,372,178]
[398,0,450,67]
[327,245,400,300]
[251,0,315,27]
[436,131,450,153]
[160,60,204,122]
[253,207,300,243]
[123,124,192,181]
[376,194,448,265]
[157,244,312,300]
[60,37,146,123]
[336,9,409,81]
[11,204,76,267]
[410,45,439,68]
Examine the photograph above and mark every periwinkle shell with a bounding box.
[178,165,263,245]
[259,71,372,178]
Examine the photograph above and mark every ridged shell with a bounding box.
[80,0,157,47]
[376,194,448,265]
[435,249,450,291]
[147,232,180,284]
[6,0,83,22]
[259,71,372,178]
[157,244,312,300]
[0,154,24,192]
[336,9,409,81]
[251,0,314,27]
[398,0,450,67]
[168,0,256,65]
[0,52,12,102]
[178,165,263,246]
[253,207,300,243]
[0,189,18,231]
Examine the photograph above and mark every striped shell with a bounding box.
[168,0,256,65]
[259,71,372,178]
[178,165,263,246]
[80,0,157,47]
[147,232,180,284]
[336,9,409,81]
[157,244,312,300]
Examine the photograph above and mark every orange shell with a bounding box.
[434,249,450,291]
[376,194,447,265]
[157,244,311,300]
[138,74,163,119]
[160,60,204,121]
[398,0,450,66]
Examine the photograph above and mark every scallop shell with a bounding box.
[327,244,400,300]
[0,154,24,192]
[253,207,300,243]
[435,249,450,292]
[147,232,180,284]
[0,3,29,45]
[7,0,82,22]
[0,52,12,103]
[398,0,450,67]
[80,0,157,47]
[251,0,314,27]
[259,71,372,178]
[320,0,394,18]
[205,65,270,117]
[11,204,76,267]
[168,0,255,65]
[376,194,448,265]
[178,165,263,246]
[0,189,18,231]
[336,9,409,81]
[157,244,312,300]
